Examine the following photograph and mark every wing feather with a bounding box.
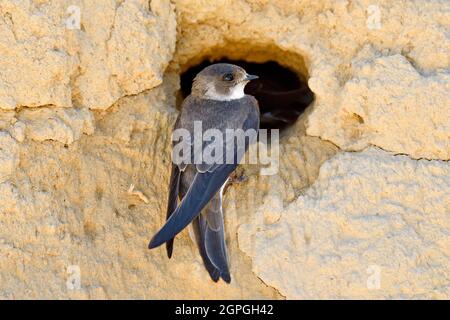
[148,163,236,249]
[165,164,181,258]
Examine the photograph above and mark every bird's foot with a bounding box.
[229,171,247,184]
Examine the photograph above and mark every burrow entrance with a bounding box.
[180,58,314,131]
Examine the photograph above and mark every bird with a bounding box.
[148,63,260,283]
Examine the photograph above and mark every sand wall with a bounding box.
[0,0,448,299]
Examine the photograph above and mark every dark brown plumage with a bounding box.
[149,63,260,283]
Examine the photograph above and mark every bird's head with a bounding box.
[191,63,258,101]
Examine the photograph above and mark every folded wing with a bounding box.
[148,163,236,249]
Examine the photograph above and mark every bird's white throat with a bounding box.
[204,82,246,101]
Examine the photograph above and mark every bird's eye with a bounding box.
[223,73,234,81]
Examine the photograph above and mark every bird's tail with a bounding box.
[193,191,230,283]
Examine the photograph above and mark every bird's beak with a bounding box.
[245,74,259,81]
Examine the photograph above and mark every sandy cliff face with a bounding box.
[0,0,448,299]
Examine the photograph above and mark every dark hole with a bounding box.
[180,59,314,131]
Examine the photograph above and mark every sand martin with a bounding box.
[148,63,260,283]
